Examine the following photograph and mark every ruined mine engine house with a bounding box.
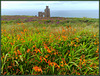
[38,6,50,17]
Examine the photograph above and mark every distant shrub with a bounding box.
[16,18,21,23]
[1,21,7,24]
[67,20,70,23]
[94,22,99,27]
[8,20,15,23]
[46,20,51,23]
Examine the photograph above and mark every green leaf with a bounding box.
[4,53,9,63]
[1,62,6,74]
[14,60,19,65]
[69,62,81,72]
[20,65,24,74]
[19,55,23,62]
[52,65,54,74]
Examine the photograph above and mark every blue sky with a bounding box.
[1,1,99,11]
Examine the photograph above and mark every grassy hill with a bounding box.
[1,16,99,75]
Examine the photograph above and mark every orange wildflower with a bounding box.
[43,27,45,29]
[17,37,20,40]
[21,39,23,40]
[74,44,77,47]
[57,65,60,68]
[74,29,76,31]
[44,45,48,50]
[27,49,30,53]
[38,49,42,54]
[96,50,98,53]
[59,39,61,41]
[3,72,7,75]
[60,64,64,67]
[21,23,24,25]
[80,58,82,61]
[47,48,52,53]
[77,72,80,75]
[62,29,65,32]
[22,40,25,43]
[61,61,63,64]
[94,35,96,37]
[97,48,99,51]
[65,63,67,66]
[33,45,36,48]
[34,48,38,53]
[16,57,18,59]
[69,26,71,29]
[17,23,20,25]
[66,26,68,29]
[69,54,71,56]
[43,57,47,63]
[90,64,93,67]
[21,32,24,34]
[45,55,48,58]
[10,42,14,45]
[94,42,96,45]
[48,62,52,66]
[17,50,22,55]
[7,59,9,61]
[32,66,42,73]
[40,57,42,62]
[83,59,85,62]
[14,51,17,55]
[24,29,27,32]
[53,62,57,66]
[38,32,40,34]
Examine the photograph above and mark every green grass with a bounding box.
[1,16,99,75]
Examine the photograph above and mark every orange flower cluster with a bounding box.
[48,60,60,68]
[96,48,99,53]
[17,35,20,40]
[39,56,48,63]
[17,50,22,55]
[27,49,30,53]
[32,66,42,73]
[17,23,20,25]
[43,27,45,29]
[75,37,79,42]
[62,35,67,41]
[10,42,14,45]
[34,48,42,54]
[62,29,65,32]
[93,34,96,37]
[24,29,27,32]
[60,58,67,67]
[21,31,24,34]
[45,54,49,58]
[69,26,71,29]
[43,57,47,63]
[79,55,86,66]
[14,50,22,57]
[44,44,52,53]
[40,56,43,62]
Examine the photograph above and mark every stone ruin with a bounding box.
[38,6,50,17]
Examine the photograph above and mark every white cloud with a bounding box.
[1,1,99,10]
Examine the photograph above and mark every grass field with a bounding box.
[1,16,99,75]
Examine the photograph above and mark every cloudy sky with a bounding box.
[1,1,99,11]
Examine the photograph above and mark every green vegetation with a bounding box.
[1,16,99,75]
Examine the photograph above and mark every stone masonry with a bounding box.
[38,6,50,17]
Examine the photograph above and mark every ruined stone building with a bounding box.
[38,6,50,17]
